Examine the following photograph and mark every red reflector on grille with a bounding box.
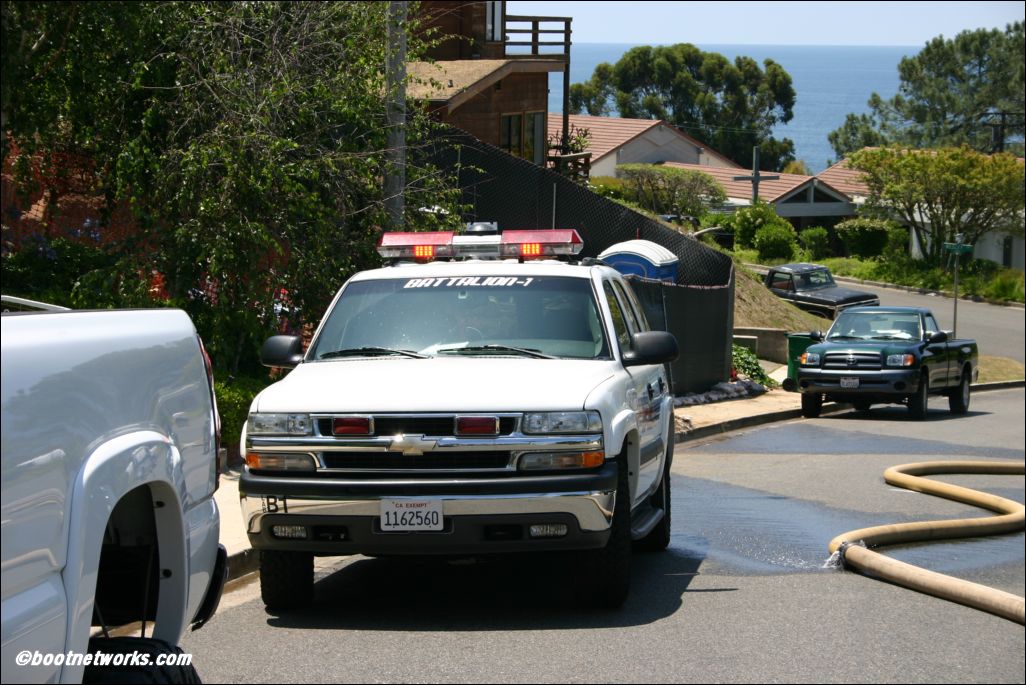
[456,416,499,435]
[333,417,372,435]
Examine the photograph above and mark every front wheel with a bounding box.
[260,550,313,610]
[577,457,631,609]
[801,392,823,418]
[908,372,929,420]
[83,637,200,684]
[635,438,672,553]
[949,367,971,414]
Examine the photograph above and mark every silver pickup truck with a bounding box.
[1,303,226,683]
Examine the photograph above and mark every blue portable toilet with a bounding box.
[598,240,679,283]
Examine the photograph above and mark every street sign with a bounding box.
[944,242,974,255]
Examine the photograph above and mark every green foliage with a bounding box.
[570,44,797,170]
[798,227,830,260]
[2,2,463,376]
[782,160,812,175]
[724,201,791,249]
[834,218,896,258]
[732,344,776,387]
[215,374,273,450]
[1,236,117,306]
[754,222,797,262]
[615,164,727,218]
[829,22,1025,158]
[849,146,1025,265]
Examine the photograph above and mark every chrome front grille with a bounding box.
[320,451,514,471]
[314,415,519,437]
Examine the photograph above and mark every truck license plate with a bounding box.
[840,377,860,389]
[380,499,444,532]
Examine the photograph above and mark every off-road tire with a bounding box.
[948,367,971,414]
[260,550,313,610]
[82,636,200,684]
[801,392,823,418]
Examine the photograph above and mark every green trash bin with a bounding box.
[784,333,816,392]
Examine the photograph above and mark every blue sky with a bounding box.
[507,1,1025,46]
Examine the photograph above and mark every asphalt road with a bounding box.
[181,389,1025,683]
[833,280,1025,363]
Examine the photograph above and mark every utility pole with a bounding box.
[385,1,407,230]
[733,147,779,203]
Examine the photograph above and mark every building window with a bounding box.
[501,112,546,165]
[485,1,504,42]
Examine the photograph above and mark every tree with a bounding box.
[615,164,727,219]
[848,146,1025,264]
[2,2,462,374]
[569,44,796,171]
[829,23,1025,159]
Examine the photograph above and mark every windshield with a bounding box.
[308,275,611,360]
[828,311,922,341]
[796,269,835,290]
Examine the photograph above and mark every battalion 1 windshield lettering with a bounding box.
[404,277,535,289]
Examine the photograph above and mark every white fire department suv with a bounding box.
[240,228,678,609]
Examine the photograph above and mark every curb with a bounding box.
[223,380,1026,583]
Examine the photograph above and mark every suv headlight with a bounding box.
[248,413,313,436]
[523,411,602,434]
[886,354,916,367]
[799,352,820,366]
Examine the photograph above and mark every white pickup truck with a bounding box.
[241,228,678,610]
[1,303,226,683]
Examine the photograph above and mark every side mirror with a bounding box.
[927,331,949,343]
[260,335,304,369]
[810,330,824,342]
[623,331,679,366]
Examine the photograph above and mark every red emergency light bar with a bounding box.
[376,229,584,261]
[377,232,456,261]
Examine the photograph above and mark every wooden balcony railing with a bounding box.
[503,15,571,59]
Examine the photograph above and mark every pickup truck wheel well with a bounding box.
[93,484,163,630]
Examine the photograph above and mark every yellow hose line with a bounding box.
[828,460,1026,625]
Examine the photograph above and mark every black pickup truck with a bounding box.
[765,263,879,319]
[796,306,978,420]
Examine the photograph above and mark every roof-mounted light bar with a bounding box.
[377,229,585,262]
[377,231,456,261]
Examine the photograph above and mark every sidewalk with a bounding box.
[213,373,1024,583]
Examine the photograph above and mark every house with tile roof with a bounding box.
[547,114,741,178]
[412,2,573,166]
[662,161,855,228]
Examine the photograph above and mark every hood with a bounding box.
[254,357,618,413]
[801,286,878,305]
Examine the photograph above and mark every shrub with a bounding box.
[215,374,274,456]
[834,218,895,258]
[729,202,785,249]
[754,222,797,262]
[732,344,776,387]
[798,226,830,260]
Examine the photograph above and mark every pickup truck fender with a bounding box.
[60,431,195,684]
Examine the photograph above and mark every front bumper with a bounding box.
[240,463,618,555]
[797,367,920,398]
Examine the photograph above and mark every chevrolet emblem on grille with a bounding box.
[389,435,437,456]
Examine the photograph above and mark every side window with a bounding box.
[615,278,648,332]
[603,282,633,354]
[924,315,940,335]
[611,278,644,332]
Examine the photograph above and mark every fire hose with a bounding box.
[828,460,1025,624]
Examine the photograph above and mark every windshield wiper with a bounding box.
[439,344,556,359]
[828,335,862,340]
[320,346,427,359]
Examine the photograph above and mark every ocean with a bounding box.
[546,43,919,173]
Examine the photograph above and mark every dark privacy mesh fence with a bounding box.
[419,126,735,393]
